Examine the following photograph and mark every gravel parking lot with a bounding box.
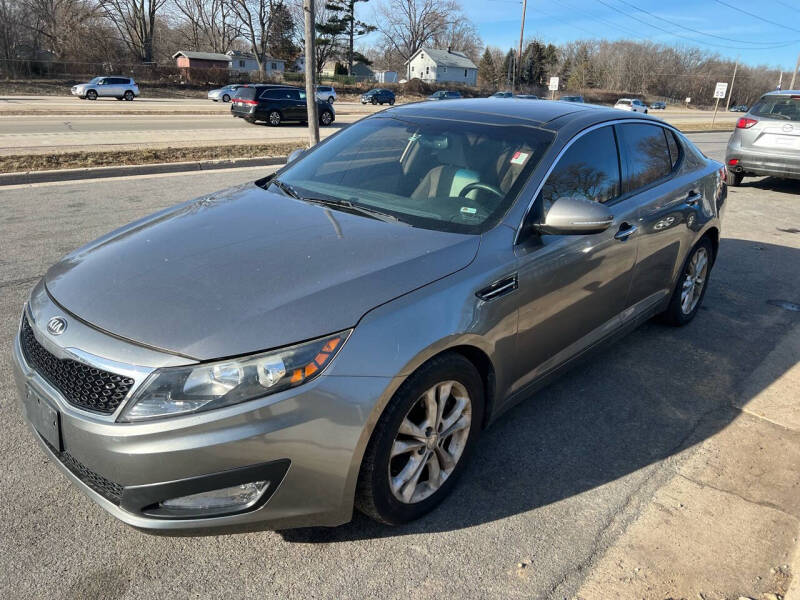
[0,133,798,599]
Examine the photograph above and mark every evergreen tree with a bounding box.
[325,0,376,75]
[478,47,497,87]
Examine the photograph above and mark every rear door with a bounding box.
[512,124,640,393]
[616,122,703,322]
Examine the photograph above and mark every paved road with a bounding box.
[1,133,797,600]
[0,97,737,155]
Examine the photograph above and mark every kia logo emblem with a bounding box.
[46,316,67,335]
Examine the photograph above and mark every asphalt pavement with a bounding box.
[0,133,798,599]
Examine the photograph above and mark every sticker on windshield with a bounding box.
[460,206,477,215]
[510,151,529,165]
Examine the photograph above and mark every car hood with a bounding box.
[45,183,480,360]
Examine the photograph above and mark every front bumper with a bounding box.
[12,295,395,531]
[725,140,800,180]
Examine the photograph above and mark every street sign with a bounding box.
[549,76,559,91]
[714,82,728,99]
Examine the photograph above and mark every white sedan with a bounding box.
[614,98,648,113]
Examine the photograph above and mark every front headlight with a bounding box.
[119,331,350,422]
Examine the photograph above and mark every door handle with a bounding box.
[476,274,518,301]
[614,223,638,241]
[686,191,702,206]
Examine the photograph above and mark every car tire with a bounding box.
[660,237,714,326]
[124,90,134,101]
[86,90,97,100]
[389,98,395,105]
[328,96,335,104]
[355,352,484,525]
[223,94,230,102]
[371,97,378,105]
[268,110,281,126]
[644,109,648,114]
[730,172,744,187]
[319,110,333,126]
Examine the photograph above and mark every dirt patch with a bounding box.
[0,143,301,173]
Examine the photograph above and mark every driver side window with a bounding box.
[539,126,621,214]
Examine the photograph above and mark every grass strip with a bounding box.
[0,143,301,174]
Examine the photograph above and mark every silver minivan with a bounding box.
[725,90,800,186]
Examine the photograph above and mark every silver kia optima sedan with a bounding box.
[13,99,726,531]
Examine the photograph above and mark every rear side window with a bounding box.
[750,95,800,121]
[617,123,672,192]
[664,129,681,169]
[539,125,621,212]
[235,87,258,100]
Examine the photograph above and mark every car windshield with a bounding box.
[88,77,102,84]
[617,100,631,105]
[272,115,554,234]
[750,96,800,121]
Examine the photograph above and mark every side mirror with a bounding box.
[537,195,613,235]
[287,148,305,163]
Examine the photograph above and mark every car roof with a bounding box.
[762,90,800,96]
[377,98,664,131]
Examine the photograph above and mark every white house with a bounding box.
[405,48,478,86]
[227,50,285,76]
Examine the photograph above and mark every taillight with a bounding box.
[736,117,757,129]
[233,99,257,105]
[728,158,739,166]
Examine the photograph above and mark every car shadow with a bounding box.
[153,238,800,541]
[739,177,800,193]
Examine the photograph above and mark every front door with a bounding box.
[512,125,639,394]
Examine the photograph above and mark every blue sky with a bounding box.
[420,0,800,71]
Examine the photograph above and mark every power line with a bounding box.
[557,0,645,40]
[595,0,800,50]
[711,0,800,35]
[612,0,800,46]
[773,0,800,14]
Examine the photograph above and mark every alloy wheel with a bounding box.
[388,380,472,504]
[320,111,332,126]
[269,111,281,126]
[680,246,708,314]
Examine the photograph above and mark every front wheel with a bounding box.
[328,96,335,104]
[661,237,713,326]
[86,89,97,100]
[644,109,648,114]
[389,98,395,105]
[222,94,230,102]
[371,97,378,105]
[355,353,484,525]
[319,110,333,126]
[268,110,281,126]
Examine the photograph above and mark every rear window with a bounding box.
[234,87,258,100]
[750,96,800,122]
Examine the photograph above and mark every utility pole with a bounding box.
[515,0,527,92]
[790,52,800,90]
[725,60,738,111]
[777,71,783,91]
[304,0,319,146]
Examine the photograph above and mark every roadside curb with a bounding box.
[0,155,288,186]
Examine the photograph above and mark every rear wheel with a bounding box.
[320,110,333,126]
[730,171,744,187]
[661,237,713,326]
[223,94,230,102]
[355,353,484,525]
[268,110,281,126]
[86,89,97,100]
[124,90,134,101]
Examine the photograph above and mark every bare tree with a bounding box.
[228,0,280,72]
[172,0,240,52]
[99,0,168,62]
[374,0,455,63]
[432,13,481,62]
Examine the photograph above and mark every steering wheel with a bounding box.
[458,181,504,199]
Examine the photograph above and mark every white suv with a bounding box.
[614,98,648,113]
[71,77,140,101]
[316,86,336,104]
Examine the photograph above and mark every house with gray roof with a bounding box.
[405,48,478,86]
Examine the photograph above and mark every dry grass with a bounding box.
[0,143,300,174]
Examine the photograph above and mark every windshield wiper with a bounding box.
[268,177,302,200]
[303,196,403,224]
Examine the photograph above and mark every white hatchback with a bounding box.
[614,98,648,113]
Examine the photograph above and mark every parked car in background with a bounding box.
[490,91,514,98]
[517,94,539,99]
[71,77,139,101]
[317,85,337,104]
[231,85,335,126]
[650,101,667,110]
[729,105,748,112]
[560,95,585,103]
[427,90,462,100]
[208,85,246,102]
[725,90,800,186]
[361,89,396,105]
[614,98,648,113]
[13,98,725,532]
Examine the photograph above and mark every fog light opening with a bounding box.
[159,481,270,514]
